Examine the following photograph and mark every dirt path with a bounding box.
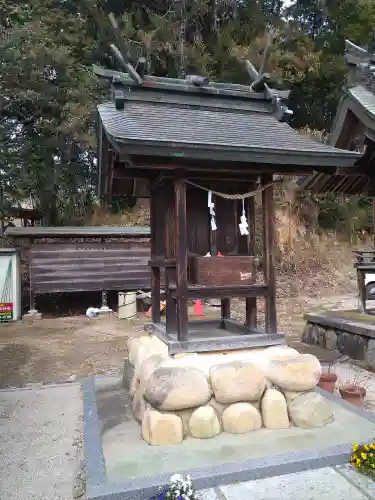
[0,293,359,388]
[0,315,146,388]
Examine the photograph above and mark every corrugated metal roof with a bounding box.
[98,101,359,159]
[5,226,151,238]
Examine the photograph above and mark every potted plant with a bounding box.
[339,385,366,406]
[339,367,368,406]
[317,364,338,393]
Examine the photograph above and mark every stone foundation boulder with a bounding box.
[261,388,289,429]
[283,390,308,403]
[210,361,266,404]
[188,406,221,439]
[267,354,321,392]
[142,408,183,445]
[288,392,334,428]
[129,373,140,398]
[132,387,149,422]
[207,397,228,420]
[176,408,194,437]
[222,403,262,434]
[143,366,211,411]
[126,335,334,445]
[139,354,168,392]
[128,336,168,376]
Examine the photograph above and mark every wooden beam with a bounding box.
[174,179,189,341]
[108,13,142,85]
[262,173,277,333]
[127,157,311,175]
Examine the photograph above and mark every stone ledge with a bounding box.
[304,312,375,339]
[302,320,375,369]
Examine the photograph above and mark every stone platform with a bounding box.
[303,310,375,368]
[127,336,336,445]
[83,375,375,500]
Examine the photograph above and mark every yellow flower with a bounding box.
[353,443,359,451]
[370,453,374,458]
[364,445,370,451]
[361,453,367,460]
[370,444,375,450]
[356,458,361,467]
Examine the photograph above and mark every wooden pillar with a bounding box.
[174,178,189,341]
[372,198,375,246]
[150,191,161,323]
[262,173,277,333]
[245,194,257,328]
[164,183,177,334]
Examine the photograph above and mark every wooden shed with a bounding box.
[6,226,151,311]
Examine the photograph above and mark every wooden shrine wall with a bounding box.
[151,179,254,258]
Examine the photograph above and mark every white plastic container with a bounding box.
[118,291,137,319]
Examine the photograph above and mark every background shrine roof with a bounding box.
[97,81,359,167]
[297,40,375,194]
[330,40,375,144]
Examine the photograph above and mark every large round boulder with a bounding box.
[139,354,168,392]
[288,392,334,428]
[143,366,211,411]
[266,354,321,392]
[210,361,266,404]
[261,388,289,429]
[222,403,262,434]
[128,335,169,375]
[141,408,183,445]
[188,406,221,439]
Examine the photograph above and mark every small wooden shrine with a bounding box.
[95,16,359,353]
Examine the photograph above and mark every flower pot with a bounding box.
[339,385,366,406]
[318,373,338,393]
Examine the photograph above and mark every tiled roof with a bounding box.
[349,85,375,116]
[98,99,358,161]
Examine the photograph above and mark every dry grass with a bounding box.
[87,201,150,227]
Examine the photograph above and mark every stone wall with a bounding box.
[125,336,334,446]
[302,321,375,369]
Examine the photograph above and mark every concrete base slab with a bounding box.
[84,376,375,500]
[219,466,373,500]
[95,377,375,482]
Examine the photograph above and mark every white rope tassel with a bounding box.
[208,190,217,231]
[239,199,249,236]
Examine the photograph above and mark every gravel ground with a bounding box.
[0,383,83,500]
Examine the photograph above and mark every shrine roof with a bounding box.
[97,76,359,168]
[297,40,375,194]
